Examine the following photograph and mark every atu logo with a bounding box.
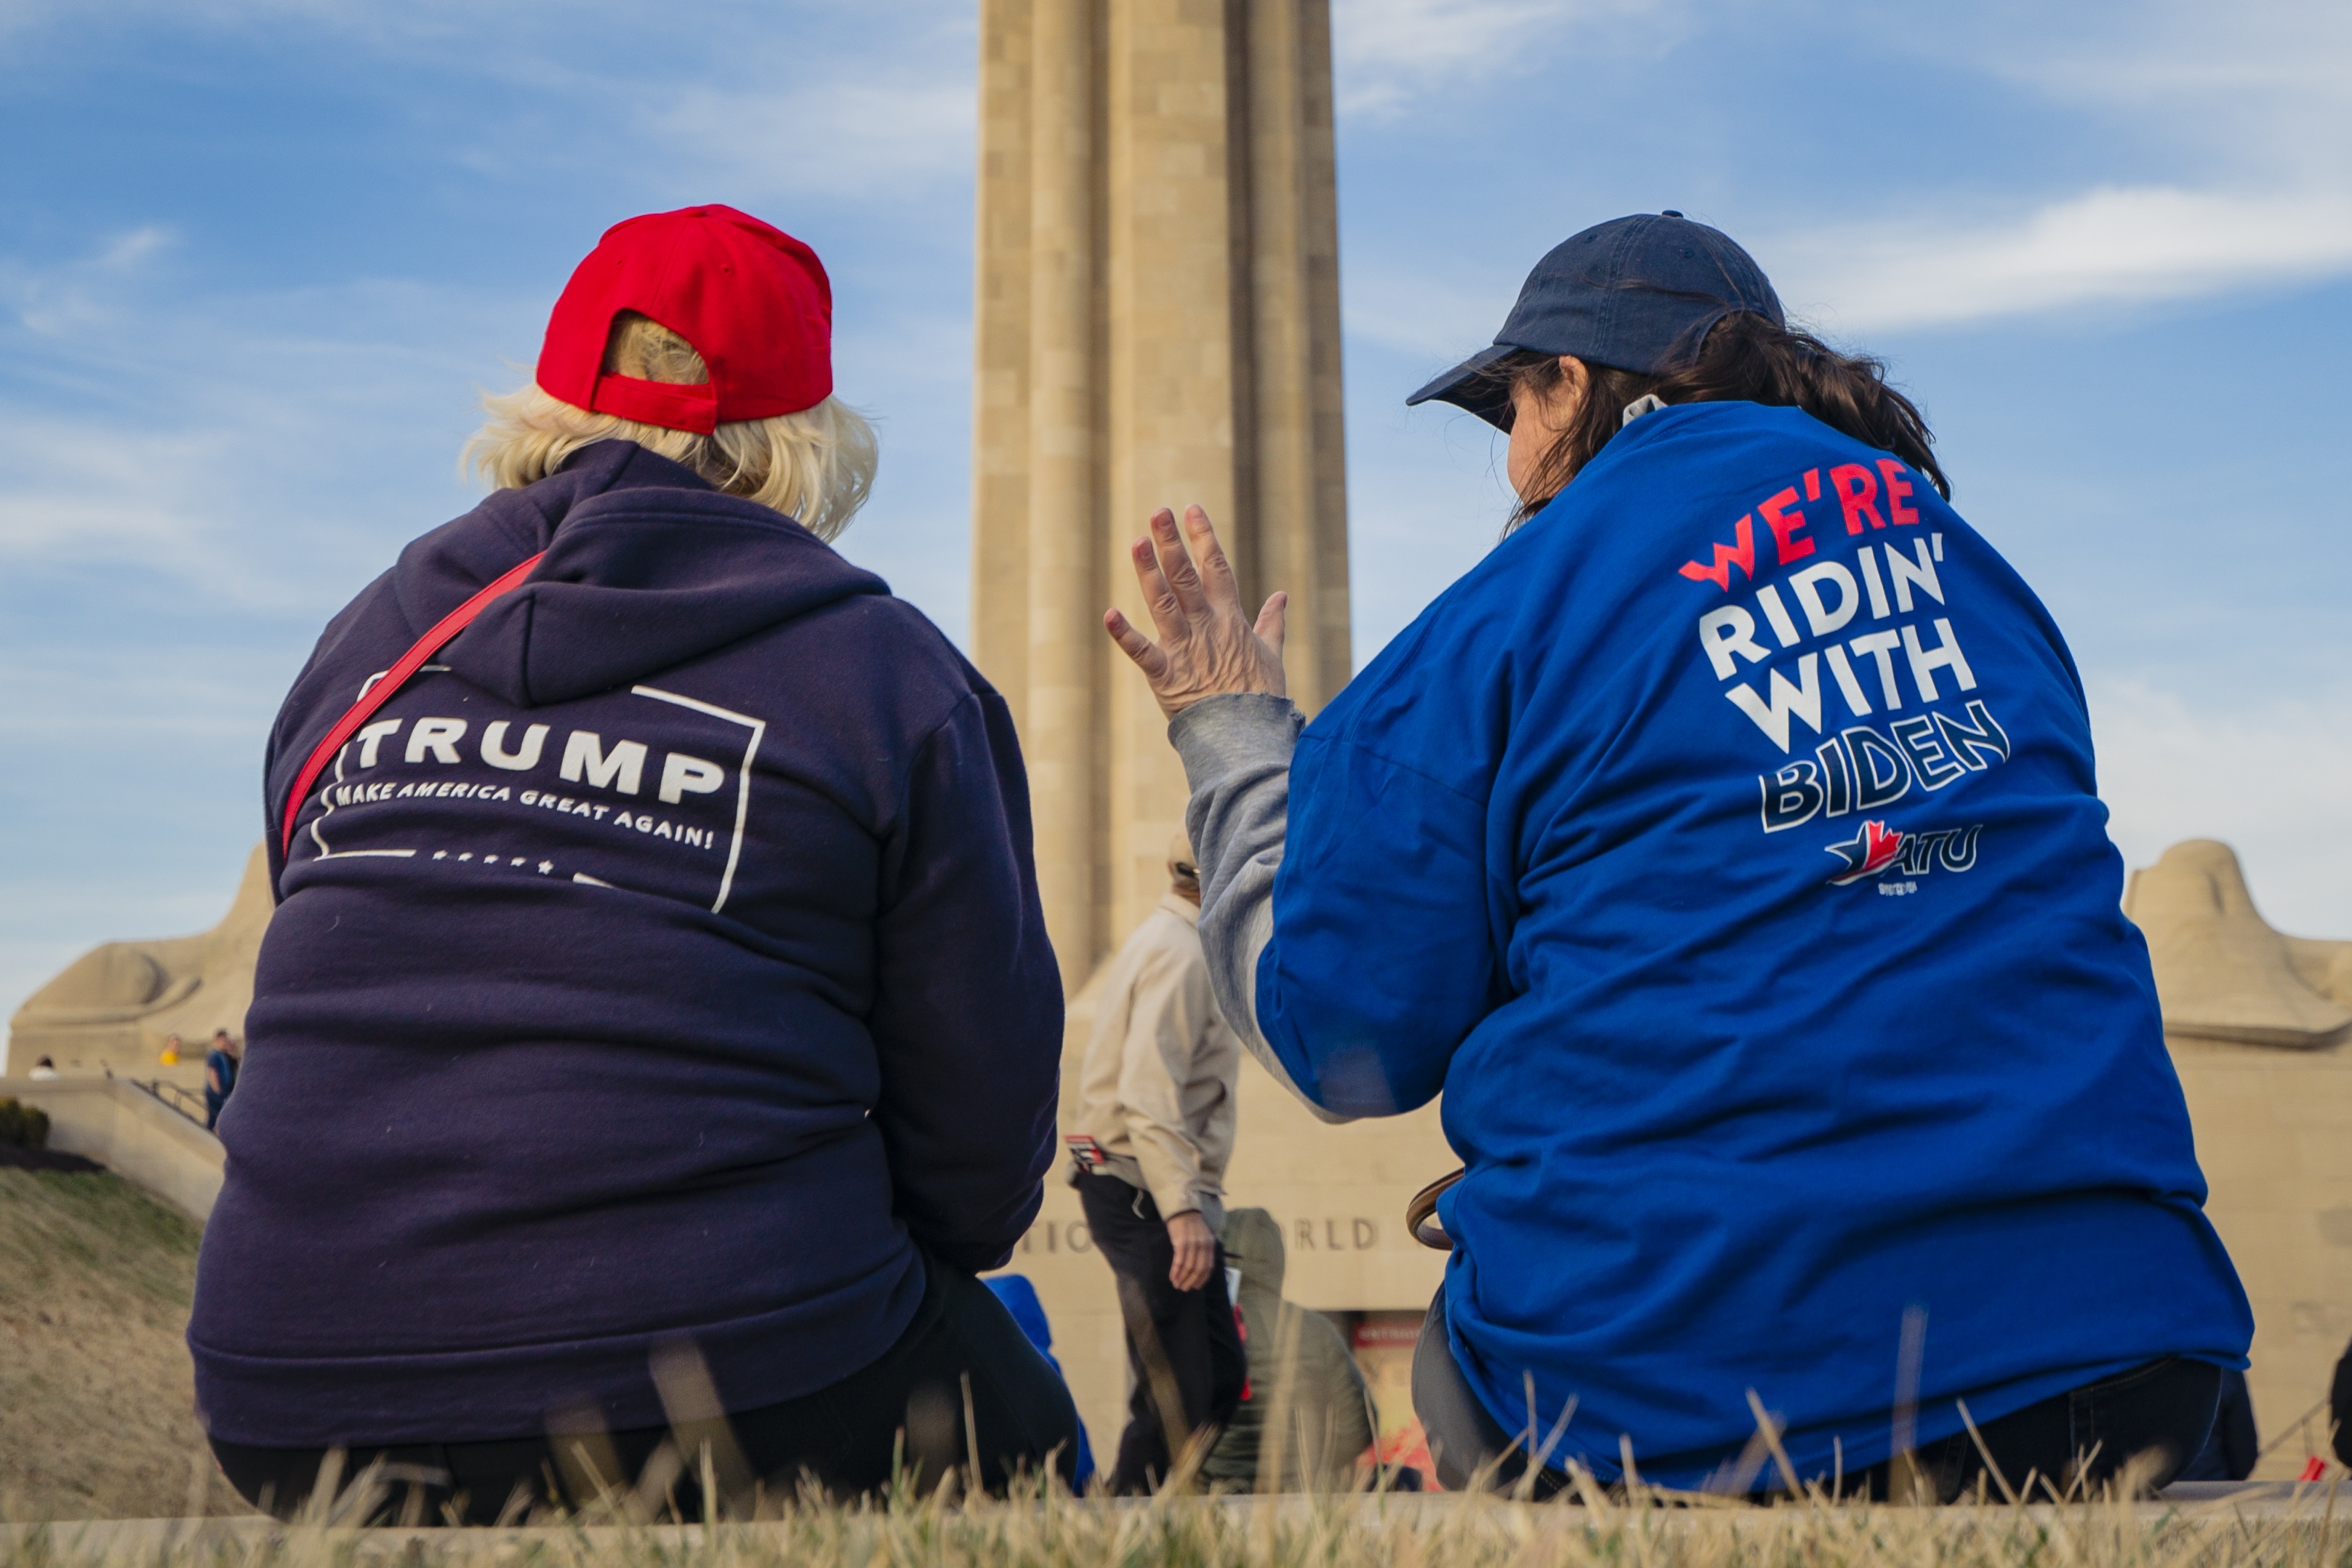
[1824,819,1983,888]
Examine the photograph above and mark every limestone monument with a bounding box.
[2123,840,2352,1476]
[5,844,269,1084]
[968,0,1455,1461]
[2127,840,2352,1050]
[973,0,1354,987]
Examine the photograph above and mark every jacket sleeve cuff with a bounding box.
[1168,693,1303,794]
[1168,693,1352,1125]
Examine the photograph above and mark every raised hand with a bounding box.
[1104,504,1288,720]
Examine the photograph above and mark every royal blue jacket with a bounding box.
[190,441,1061,1447]
[1253,402,2249,1486]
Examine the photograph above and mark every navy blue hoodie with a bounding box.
[189,441,1062,1448]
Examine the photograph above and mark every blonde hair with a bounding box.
[465,312,877,541]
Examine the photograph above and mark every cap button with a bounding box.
[1661,209,1684,219]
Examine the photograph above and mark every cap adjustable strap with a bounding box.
[278,551,547,858]
[589,371,721,434]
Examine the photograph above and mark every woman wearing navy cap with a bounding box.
[1107,212,2251,1498]
[190,206,1079,1519]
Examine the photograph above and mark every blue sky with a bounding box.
[2,0,2347,1017]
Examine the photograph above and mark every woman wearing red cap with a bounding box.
[190,206,1079,1518]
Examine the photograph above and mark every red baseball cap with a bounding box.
[535,204,833,434]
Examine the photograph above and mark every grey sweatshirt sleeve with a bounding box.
[1167,692,1354,1125]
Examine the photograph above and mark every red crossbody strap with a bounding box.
[278,552,547,856]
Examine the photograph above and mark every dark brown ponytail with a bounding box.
[1493,313,1948,531]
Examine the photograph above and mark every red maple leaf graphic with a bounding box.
[1859,820,1906,876]
[1825,819,1909,885]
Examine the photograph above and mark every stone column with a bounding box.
[974,0,1351,988]
[1025,0,1104,989]
[973,1,1033,720]
[1240,0,1352,707]
[1102,0,1248,969]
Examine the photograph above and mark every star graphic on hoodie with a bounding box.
[538,861,553,875]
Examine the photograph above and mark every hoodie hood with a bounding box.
[1222,1207,1285,1297]
[396,440,888,707]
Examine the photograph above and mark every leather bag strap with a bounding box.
[278,551,546,856]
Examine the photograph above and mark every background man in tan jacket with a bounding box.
[1067,833,1245,1492]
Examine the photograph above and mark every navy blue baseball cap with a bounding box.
[1407,212,1783,428]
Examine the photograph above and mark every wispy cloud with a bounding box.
[1341,0,2352,331]
[2090,675,2352,940]
[0,238,518,606]
[1341,262,1512,361]
[0,409,447,607]
[0,1,982,212]
[0,641,295,1014]
[1775,0,2352,330]
[1922,0,2352,180]
[645,74,976,202]
[1,224,177,337]
[1770,185,2352,334]
[0,0,984,608]
[1330,0,1667,116]
[95,225,172,271]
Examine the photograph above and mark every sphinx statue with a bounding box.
[2124,839,2352,1050]
[5,845,270,1077]
[2122,839,2352,1477]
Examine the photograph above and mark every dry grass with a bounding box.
[4,1479,2350,1568]
[0,1170,242,1521]
[5,1167,2345,1568]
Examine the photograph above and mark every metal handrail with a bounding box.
[127,1075,212,1130]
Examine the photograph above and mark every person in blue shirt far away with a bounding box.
[1100,212,2252,1500]
[202,1029,240,1130]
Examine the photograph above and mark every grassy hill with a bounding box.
[0,1167,243,1520]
